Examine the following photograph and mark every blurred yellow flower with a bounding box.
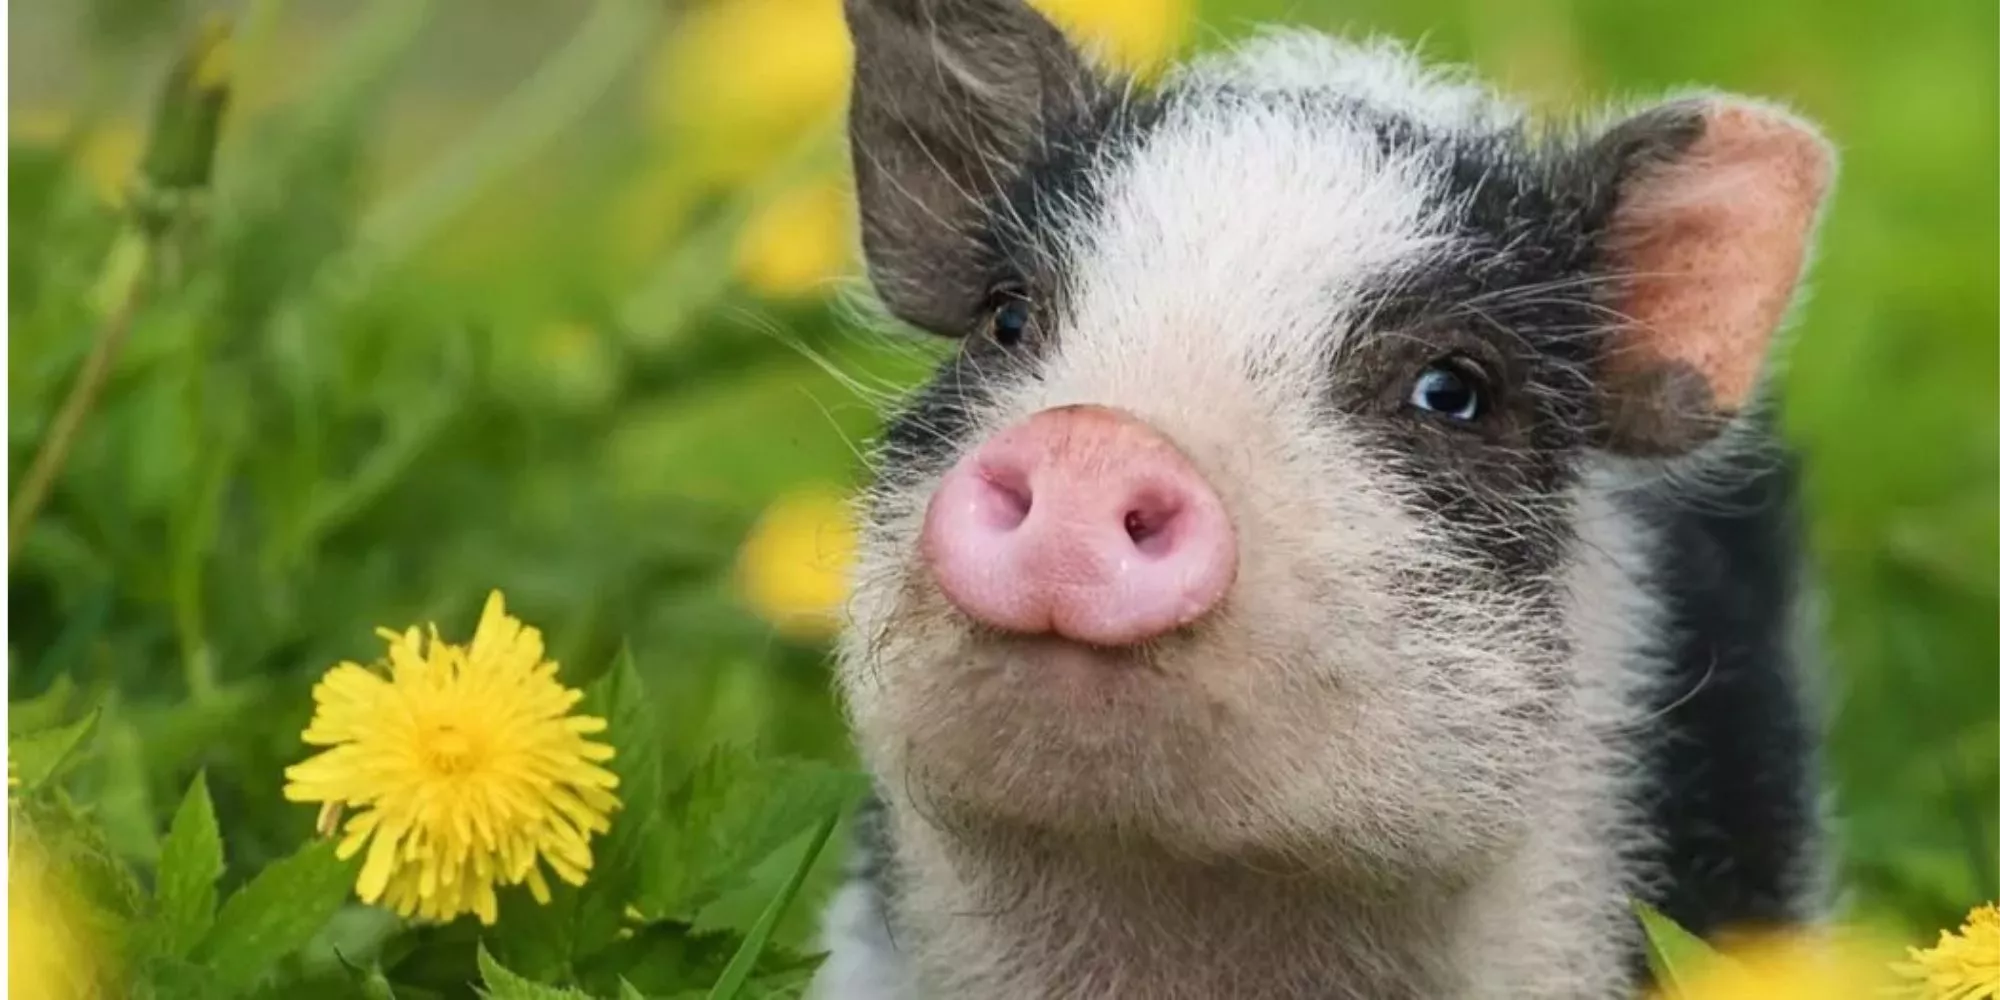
[1646,926,1902,1000]
[737,487,857,640]
[10,108,142,205]
[647,0,1193,185]
[9,831,108,999]
[192,13,234,92]
[735,179,854,298]
[1033,0,1193,73]
[1895,903,2000,1000]
[533,319,621,410]
[283,592,620,926]
[648,0,851,184]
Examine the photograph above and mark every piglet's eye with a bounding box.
[987,295,1032,347]
[1408,357,1488,423]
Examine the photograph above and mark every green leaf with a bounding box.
[484,878,580,984]
[151,770,225,958]
[638,745,752,917]
[476,943,597,1000]
[706,808,842,1000]
[573,645,667,955]
[1633,900,1735,997]
[13,795,150,924]
[575,921,809,997]
[640,747,867,923]
[193,839,359,994]
[334,950,401,1000]
[618,980,648,1000]
[10,705,102,790]
[141,954,232,1000]
[358,967,402,1000]
[7,674,81,735]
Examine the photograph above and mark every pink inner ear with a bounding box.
[1606,101,1833,412]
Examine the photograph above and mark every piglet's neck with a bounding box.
[885,815,1491,1000]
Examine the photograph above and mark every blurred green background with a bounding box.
[8,0,1995,965]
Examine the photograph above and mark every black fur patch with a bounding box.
[1326,107,1820,977]
[975,91,1166,335]
[1626,437,1821,951]
[872,90,1163,484]
[876,343,1008,491]
[1329,119,1606,586]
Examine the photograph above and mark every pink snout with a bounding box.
[920,405,1238,646]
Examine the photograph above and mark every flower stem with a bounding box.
[6,250,148,566]
[11,15,235,565]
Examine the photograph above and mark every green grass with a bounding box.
[7,0,1995,996]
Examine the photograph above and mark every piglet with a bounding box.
[814,4,1835,997]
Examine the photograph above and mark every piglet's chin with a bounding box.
[856,623,1258,835]
[955,633,1180,712]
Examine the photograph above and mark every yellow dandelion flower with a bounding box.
[283,592,620,926]
[648,0,851,184]
[1031,0,1193,74]
[10,830,110,999]
[736,487,857,641]
[1644,926,1902,1000]
[1896,903,2000,1000]
[734,178,854,298]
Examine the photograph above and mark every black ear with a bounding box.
[843,0,1101,334]
[1585,96,1834,456]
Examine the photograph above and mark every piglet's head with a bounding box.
[836,0,1832,874]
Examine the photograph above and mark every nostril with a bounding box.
[1122,495,1182,558]
[974,465,1033,532]
[1123,510,1151,543]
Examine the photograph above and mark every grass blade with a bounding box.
[355,0,660,273]
[705,808,842,1000]
[1634,900,1733,997]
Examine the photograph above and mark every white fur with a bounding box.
[1183,30,1525,132]
[814,880,916,1000]
[1045,87,1453,412]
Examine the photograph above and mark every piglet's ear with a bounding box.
[844,0,1101,335]
[1589,97,1835,456]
